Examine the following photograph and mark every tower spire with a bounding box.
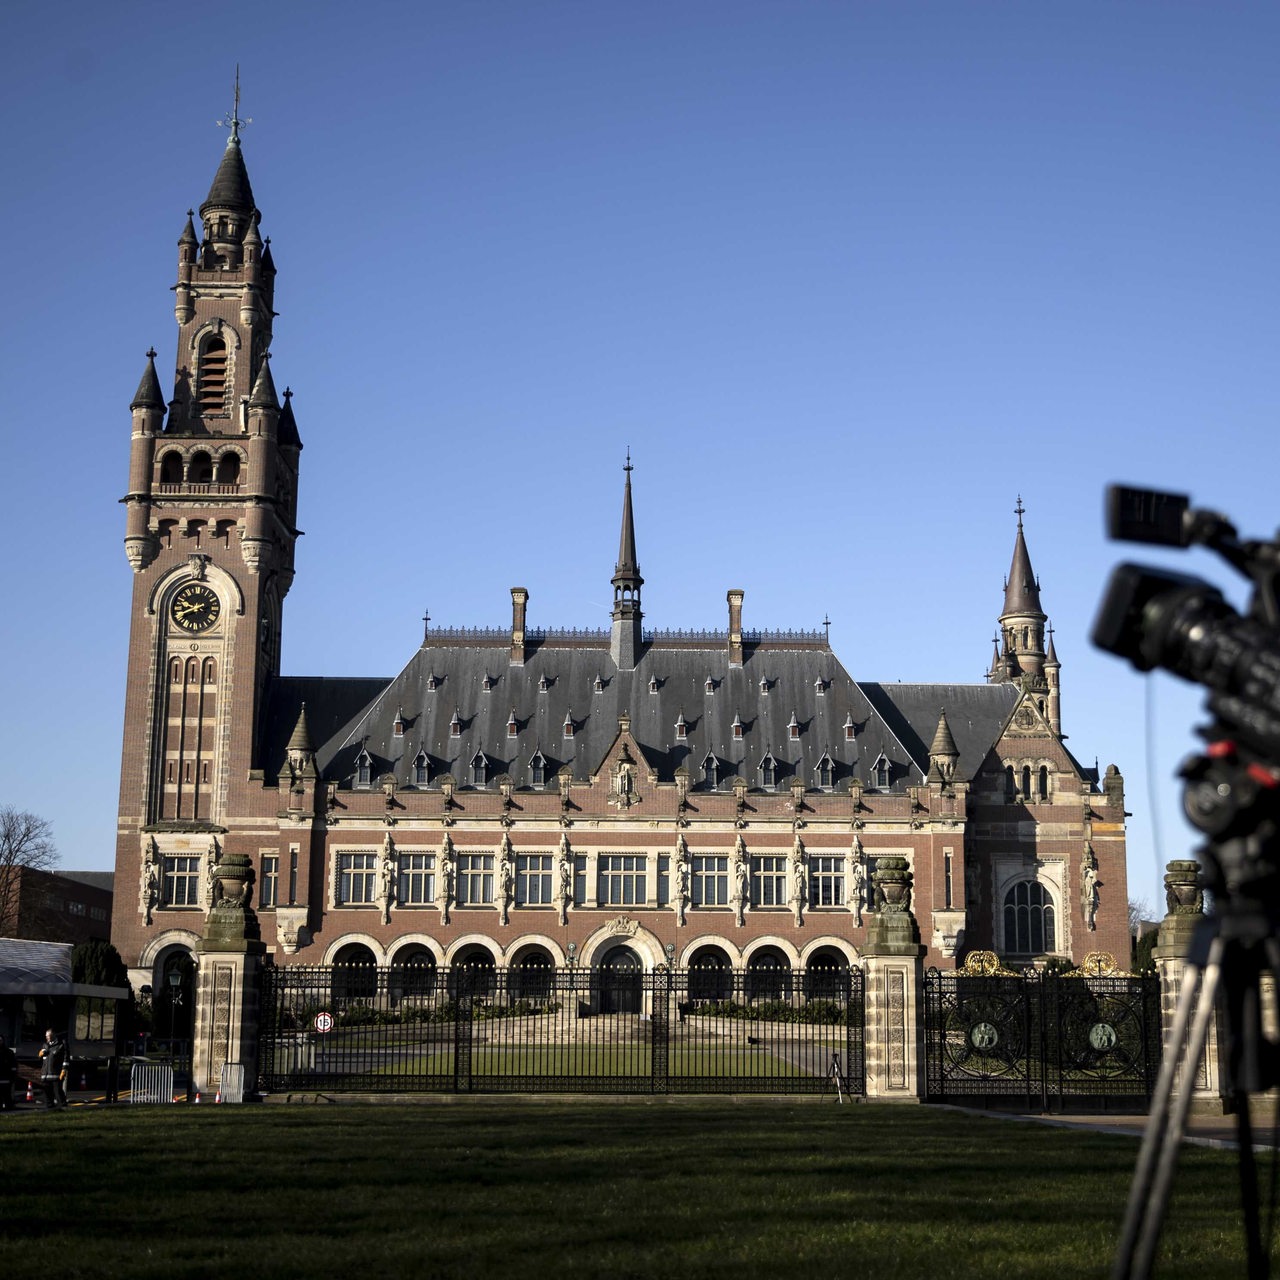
[991,498,1048,685]
[610,451,643,671]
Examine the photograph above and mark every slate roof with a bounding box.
[200,138,256,216]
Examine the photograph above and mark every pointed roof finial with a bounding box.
[1015,494,1025,529]
[287,702,314,754]
[1001,496,1043,618]
[217,65,252,146]
[131,349,165,411]
[612,450,641,589]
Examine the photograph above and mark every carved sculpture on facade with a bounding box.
[556,833,573,926]
[1081,844,1099,932]
[139,836,159,925]
[204,836,220,910]
[733,835,749,927]
[437,832,455,925]
[790,836,807,927]
[498,833,515,926]
[849,852,865,928]
[379,833,396,925]
[674,833,690,927]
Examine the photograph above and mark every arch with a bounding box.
[509,944,555,1002]
[803,945,850,1000]
[215,452,241,485]
[331,942,378,1004]
[676,934,742,969]
[188,450,213,485]
[745,945,793,1004]
[1002,879,1058,956]
[1038,764,1050,801]
[740,935,803,969]
[450,943,497,998]
[579,922,665,971]
[598,944,643,1013]
[321,932,388,965]
[387,944,438,1005]
[146,561,245,619]
[798,936,860,970]
[387,934,446,968]
[686,944,733,1002]
[197,336,228,415]
[139,929,202,972]
[159,451,184,485]
[151,943,196,1042]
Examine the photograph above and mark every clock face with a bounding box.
[170,583,221,633]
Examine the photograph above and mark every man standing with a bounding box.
[38,1028,67,1109]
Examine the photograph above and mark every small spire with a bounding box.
[203,70,256,217]
[131,348,165,411]
[1045,623,1060,665]
[179,211,198,246]
[249,353,279,409]
[929,708,959,759]
[1001,498,1043,617]
[277,387,302,449]
[287,702,314,753]
[613,450,642,590]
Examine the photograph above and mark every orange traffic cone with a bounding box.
[193,1090,201,1104]
[215,1088,222,1104]
[25,1081,33,1103]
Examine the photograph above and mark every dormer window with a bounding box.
[703,753,720,788]
[649,676,659,695]
[788,712,800,741]
[816,753,834,790]
[759,753,777,789]
[563,712,575,739]
[355,749,373,789]
[844,713,855,742]
[675,711,687,740]
[759,677,769,695]
[732,713,743,740]
[705,676,715,694]
[481,674,493,693]
[412,750,429,787]
[593,674,604,693]
[814,678,826,697]
[426,673,438,692]
[530,751,548,788]
[392,709,405,738]
[449,710,461,738]
[471,751,489,787]
[507,709,518,739]
[873,754,891,790]
[538,674,549,693]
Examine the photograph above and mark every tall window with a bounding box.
[816,754,834,790]
[259,855,279,909]
[753,855,787,907]
[809,856,844,908]
[517,854,554,905]
[397,853,436,906]
[1003,880,1056,954]
[691,855,729,907]
[598,855,646,907]
[760,754,777,789]
[198,337,227,414]
[456,853,494,906]
[162,855,200,907]
[703,754,719,788]
[338,853,378,906]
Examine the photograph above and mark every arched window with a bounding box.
[816,753,834,790]
[510,948,554,1002]
[332,943,377,1004]
[389,947,436,1005]
[804,948,849,1002]
[1003,880,1057,955]
[688,946,732,1003]
[702,753,719,789]
[1039,765,1049,801]
[215,452,241,485]
[1021,765,1032,800]
[745,947,792,1004]
[471,752,489,787]
[159,452,183,485]
[874,756,891,789]
[188,451,213,484]
[451,946,496,999]
[529,751,547,788]
[355,749,372,789]
[201,657,217,684]
[1005,764,1016,799]
[412,751,429,787]
[198,337,228,414]
[759,753,777,789]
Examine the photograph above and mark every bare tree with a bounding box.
[1128,896,1156,937]
[0,807,59,937]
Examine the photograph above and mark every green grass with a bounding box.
[0,1103,1250,1278]
[362,1047,812,1078]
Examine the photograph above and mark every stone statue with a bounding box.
[498,834,515,926]
[791,842,808,927]
[379,834,396,925]
[204,837,220,909]
[674,834,690,927]
[557,833,573,926]
[1081,853,1099,932]
[139,837,159,925]
[733,836,749,927]
[850,857,865,928]
[438,832,455,925]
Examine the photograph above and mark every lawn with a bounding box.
[0,1102,1248,1279]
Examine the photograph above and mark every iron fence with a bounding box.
[260,963,864,1096]
[923,969,1161,1109]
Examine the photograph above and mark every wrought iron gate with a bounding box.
[259,964,864,1096]
[923,964,1161,1109]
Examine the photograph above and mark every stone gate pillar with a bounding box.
[193,851,266,1100]
[862,856,925,1101]
[1154,859,1220,1101]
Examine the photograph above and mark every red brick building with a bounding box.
[112,123,1130,1001]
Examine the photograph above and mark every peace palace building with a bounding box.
[112,122,1131,1000]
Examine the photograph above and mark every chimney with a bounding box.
[510,587,529,666]
[727,589,744,668]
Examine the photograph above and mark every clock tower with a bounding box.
[114,94,301,975]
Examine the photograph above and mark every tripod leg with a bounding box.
[1113,933,1224,1279]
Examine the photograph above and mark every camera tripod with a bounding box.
[1114,751,1280,1279]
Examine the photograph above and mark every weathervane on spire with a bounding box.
[1014,495,1026,528]
[217,65,251,143]
[624,447,633,476]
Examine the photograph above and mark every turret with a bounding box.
[1044,625,1062,735]
[610,453,644,671]
[927,709,960,785]
[124,349,165,571]
[990,498,1048,687]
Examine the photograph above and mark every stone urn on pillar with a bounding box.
[865,856,919,951]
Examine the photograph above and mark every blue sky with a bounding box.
[3,2,1279,919]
